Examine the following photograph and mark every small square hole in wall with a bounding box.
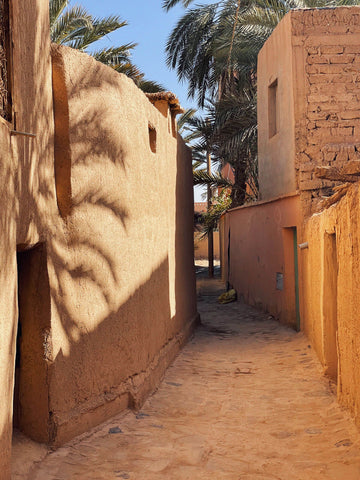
[148,123,157,153]
[268,79,278,138]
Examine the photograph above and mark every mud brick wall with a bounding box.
[292,8,360,213]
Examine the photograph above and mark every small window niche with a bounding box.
[268,79,278,138]
[148,123,156,153]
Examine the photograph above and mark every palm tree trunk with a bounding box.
[207,150,214,278]
[231,158,247,208]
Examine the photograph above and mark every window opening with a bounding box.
[268,79,278,138]
[148,124,156,153]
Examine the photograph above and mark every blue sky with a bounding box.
[83,0,210,201]
[84,0,207,112]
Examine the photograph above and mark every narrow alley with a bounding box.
[15,268,360,480]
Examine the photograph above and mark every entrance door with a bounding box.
[13,243,51,442]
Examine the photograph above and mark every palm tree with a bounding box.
[50,0,165,92]
[178,106,233,276]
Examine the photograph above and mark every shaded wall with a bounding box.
[222,195,301,327]
[0,0,55,477]
[0,3,196,476]
[46,45,197,445]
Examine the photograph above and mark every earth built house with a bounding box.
[220,5,360,431]
[0,1,197,477]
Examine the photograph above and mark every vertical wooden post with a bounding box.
[207,149,214,278]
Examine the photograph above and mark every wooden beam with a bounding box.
[314,166,360,183]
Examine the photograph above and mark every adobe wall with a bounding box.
[46,45,197,445]
[222,194,302,327]
[0,2,197,476]
[258,7,360,213]
[0,0,55,477]
[258,14,297,200]
[291,7,360,214]
[194,231,220,260]
[301,183,360,427]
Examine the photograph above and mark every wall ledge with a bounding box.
[224,191,300,215]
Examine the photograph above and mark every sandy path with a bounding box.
[22,277,360,479]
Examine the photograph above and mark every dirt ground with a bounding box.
[12,270,360,479]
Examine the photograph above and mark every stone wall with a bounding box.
[292,8,360,214]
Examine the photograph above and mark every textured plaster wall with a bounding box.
[0,0,55,477]
[47,45,197,446]
[222,195,301,327]
[258,14,297,200]
[0,2,196,476]
[301,183,360,427]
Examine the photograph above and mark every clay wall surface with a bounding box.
[194,231,220,260]
[0,1,55,477]
[0,2,196,476]
[257,14,297,200]
[222,195,301,327]
[301,183,360,428]
[47,45,197,446]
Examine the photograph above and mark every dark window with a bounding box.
[268,79,278,138]
[148,124,156,153]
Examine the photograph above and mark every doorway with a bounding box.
[13,243,51,443]
[282,227,300,330]
[323,232,338,382]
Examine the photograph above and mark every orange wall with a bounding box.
[257,14,296,200]
[194,231,220,260]
[301,183,360,427]
[222,195,301,327]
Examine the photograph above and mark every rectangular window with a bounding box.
[0,0,11,121]
[268,79,278,138]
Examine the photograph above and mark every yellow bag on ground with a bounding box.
[218,289,237,304]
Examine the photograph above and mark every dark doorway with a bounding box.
[282,227,300,330]
[323,232,338,382]
[13,243,51,442]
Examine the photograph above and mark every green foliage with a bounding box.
[200,189,232,238]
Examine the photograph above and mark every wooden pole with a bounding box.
[207,149,214,278]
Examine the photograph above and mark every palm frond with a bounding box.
[50,6,92,44]
[137,79,167,93]
[67,15,127,50]
[92,44,136,66]
[162,0,196,11]
[193,170,233,187]
[49,0,69,27]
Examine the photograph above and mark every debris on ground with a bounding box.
[218,289,237,304]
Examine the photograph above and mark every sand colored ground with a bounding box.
[12,271,360,479]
